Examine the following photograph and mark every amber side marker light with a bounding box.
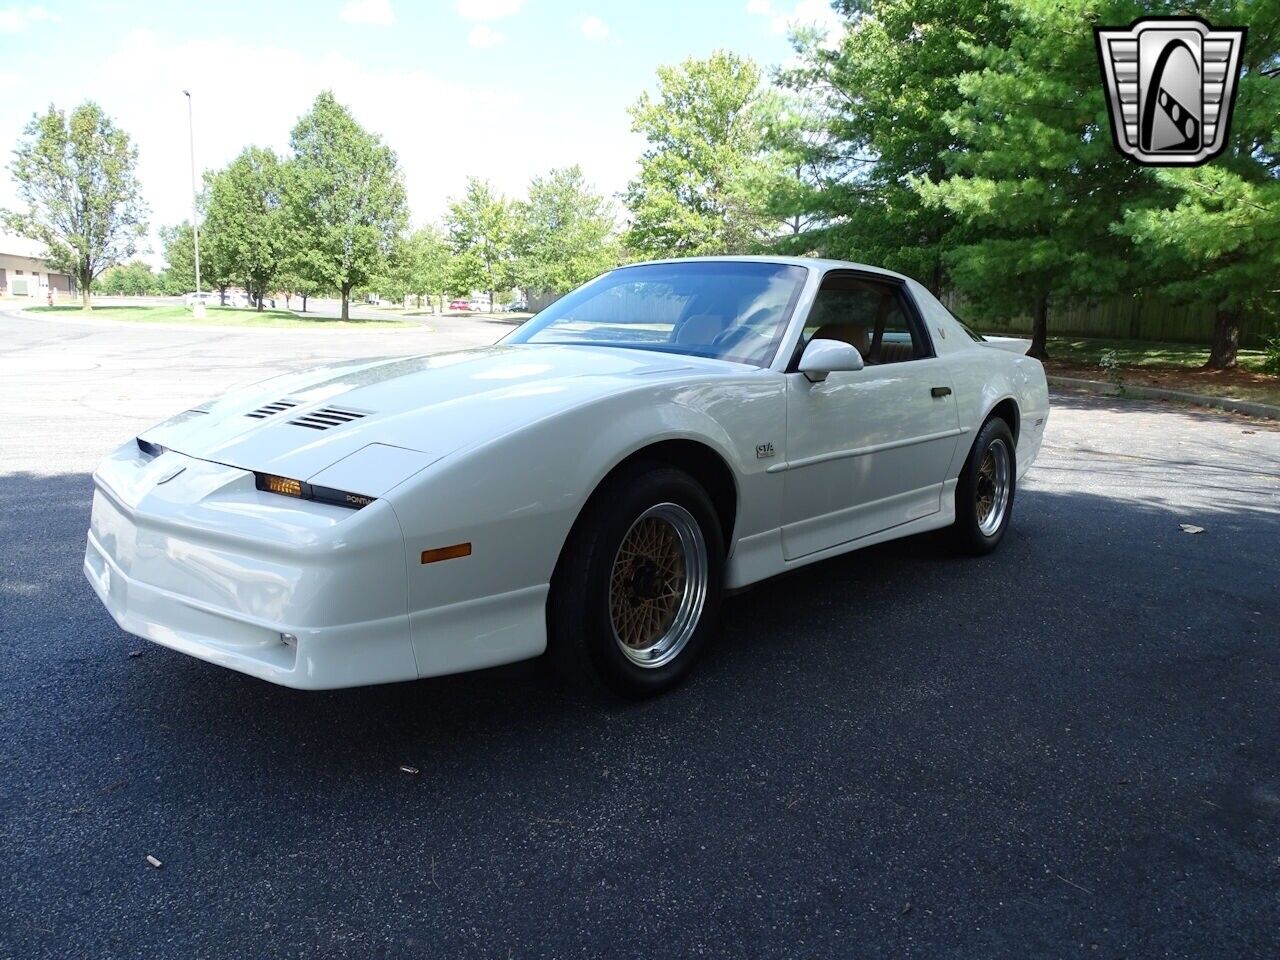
[421,542,472,565]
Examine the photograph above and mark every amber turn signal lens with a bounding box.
[259,474,303,497]
[420,542,472,564]
[253,472,374,509]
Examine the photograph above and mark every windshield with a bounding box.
[506,261,808,367]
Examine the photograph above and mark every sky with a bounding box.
[0,0,842,265]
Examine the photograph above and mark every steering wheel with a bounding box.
[711,325,751,350]
[711,307,777,349]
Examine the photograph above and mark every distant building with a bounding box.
[0,234,76,298]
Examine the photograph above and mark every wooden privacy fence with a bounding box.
[526,284,1273,348]
[942,292,1271,348]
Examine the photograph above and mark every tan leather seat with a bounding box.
[811,323,871,356]
[876,341,916,363]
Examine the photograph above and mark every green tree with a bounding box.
[198,179,236,305]
[445,177,515,309]
[278,239,332,312]
[624,51,780,258]
[753,90,834,239]
[159,222,196,295]
[159,219,232,297]
[913,0,1155,358]
[196,192,239,305]
[513,166,619,294]
[365,236,411,303]
[1115,2,1280,368]
[277,264,324,312]
[203,147,287,311]
[99,260,158,296]
[285,91,408,320]
[779,2,1015,291]
[394,225,450,308]
[6,101,147,309]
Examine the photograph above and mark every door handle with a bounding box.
[931,386,952,398]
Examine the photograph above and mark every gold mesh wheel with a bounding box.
[608,503,708,669]
[975,438,1011,536]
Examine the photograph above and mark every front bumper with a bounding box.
[84,443,420,689]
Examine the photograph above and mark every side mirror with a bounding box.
[798,338,864,382]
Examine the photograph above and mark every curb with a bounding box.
[1048,375,1280,421]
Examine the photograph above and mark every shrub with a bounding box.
[1262,335,1280,376]
[1099,348,1123,385]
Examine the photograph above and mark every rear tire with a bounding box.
[548,463,724,699]
[953,417,1016,555]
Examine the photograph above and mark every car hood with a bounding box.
[139,344,743,482]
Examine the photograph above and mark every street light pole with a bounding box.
[182,89,204,316]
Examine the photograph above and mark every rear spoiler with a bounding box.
[981,336,1031,356]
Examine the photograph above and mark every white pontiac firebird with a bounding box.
[85,257,1048,697]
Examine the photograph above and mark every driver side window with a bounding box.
[801,275,927,365]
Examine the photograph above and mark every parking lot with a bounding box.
[1,308,1278,958]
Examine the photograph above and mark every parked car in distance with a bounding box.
[469,299,489,313]
[448,299,470,311]
[87,256,1049,699]
[183,292,218,307]
[222,293,248,308]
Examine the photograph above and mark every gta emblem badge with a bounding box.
[1095,16,1246,166]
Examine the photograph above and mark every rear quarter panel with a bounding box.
[946,347,1049,480]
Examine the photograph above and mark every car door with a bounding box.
[779,273,962,560]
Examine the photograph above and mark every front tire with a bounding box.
[953,417,1016,555]
[549,463,724,699]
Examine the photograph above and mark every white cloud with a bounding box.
[78,30,527,260]
[0,27,642,270]
[338,0,395,25]
[0,5,58,32]
[456,0,524,21]
[579,15,609,42]
[747,0,843,44]
[789,0,844,31]
[467,24,505,47]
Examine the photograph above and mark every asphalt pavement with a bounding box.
[1,309,1277,958]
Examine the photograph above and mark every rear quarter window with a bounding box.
[913,286,985,342]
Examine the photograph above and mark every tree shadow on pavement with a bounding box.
[3,468,1276,760]
[3,468,1278,958]
[1048,388,1280,432]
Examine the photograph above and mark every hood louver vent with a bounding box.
[288,407,370,431]
[246,399,299,419]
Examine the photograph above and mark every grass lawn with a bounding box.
[26,304,411,329]
[1042,336,1270,373]
[1034,336,1280,407]
[402,309,533,320]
